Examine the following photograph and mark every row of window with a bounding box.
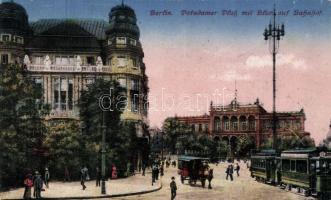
[191,123,209,133]
[214,120,255,132]
[32,55,141,69]
[33,55,97,65]
[282,159,308,174]
[263,120,301,130]
[118,78,140,90]
[33,77,141,113]
[0,34,24,44]
[251,159,266,169]
[110,55,140,68]
[108,37,137,46]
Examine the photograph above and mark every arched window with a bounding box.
[223,116,230,131]
[214,117,221,132]
[239,116,247,131]
[231,116,238,131]
[248,116,255,131]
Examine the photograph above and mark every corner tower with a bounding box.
[0,1,30,65]
[104,4,149,132]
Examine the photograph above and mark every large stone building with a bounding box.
[0,1,148,132]
[0,1,150,166]
[175,97,309,148]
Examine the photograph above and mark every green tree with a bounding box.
[0,64,49,187]
[261,135,315,151]
[162,118,192,154]
[43,120,87,180]
[78,79,138,177]
[236,135,256,157]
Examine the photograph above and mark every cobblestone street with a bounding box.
[117,162,316,200]
[0,162,318,200]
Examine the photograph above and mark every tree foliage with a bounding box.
[0,64,49,188]
[78,78,138,177]
[43,120,85,180]
[162,117,192,154]
[261,135,315,151]
[161,118,228,160]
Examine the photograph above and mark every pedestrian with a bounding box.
[235,163,240,177]
[172,160,176,167]
[96,167,101,187]
[44,167,50,188]
[84,166,90,181]
[155,164,159,180]
[160,164,164,177]
[151,163,156,185]
[33,171,43,199]
[112,165,118,179]
[207,169,214,189]
[229,165,234,181]
[80,167,87,190]
[142,163,146,176]
[64,166,70,182]
[170,176,177,200]
[126,162,131,177]
[23,173,33,199]
[226,165,233,181]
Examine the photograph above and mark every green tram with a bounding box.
[280,149,317,196]
[250,148,331,199]
[250,150,278,184]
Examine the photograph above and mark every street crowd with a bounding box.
[21,158,249,200]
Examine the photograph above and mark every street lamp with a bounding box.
[263,6,285,151]
[101,110,106,194]
[161,131,164,161]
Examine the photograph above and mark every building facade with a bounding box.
[0,2,148,138]
[176,98,309,147]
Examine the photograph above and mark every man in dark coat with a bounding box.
[155,164,159,180]
[160,164,164,177]
[96,167,101,187]
[44,168,50,188]
[151,163,156,185]
[142,163,146,176]
[207,169,214,189]
[33,171,43,199]
[170,176,177,200]
[226,165,234,181]
[80,167,87,190]
[235,163,240,177]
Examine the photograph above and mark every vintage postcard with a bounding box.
[0,0,330,199]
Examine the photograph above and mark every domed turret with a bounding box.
[106,4,140,38]
[0,1,29,35]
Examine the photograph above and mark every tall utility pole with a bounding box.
[101,111,106,194]
[263,6,285,151]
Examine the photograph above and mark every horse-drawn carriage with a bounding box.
[177,156,211,187]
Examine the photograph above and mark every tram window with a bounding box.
[321,161,327,173]
[291,160,296,172]
[282,159,290,171]
[261,160,266,168]
[310,163,316,172]
[296,160,307,173]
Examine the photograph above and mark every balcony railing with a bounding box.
[27,64,112,73]
[47,110,79,119]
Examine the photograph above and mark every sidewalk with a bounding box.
[0,174,162,200]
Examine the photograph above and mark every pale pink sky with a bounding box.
[142,33,331,144]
